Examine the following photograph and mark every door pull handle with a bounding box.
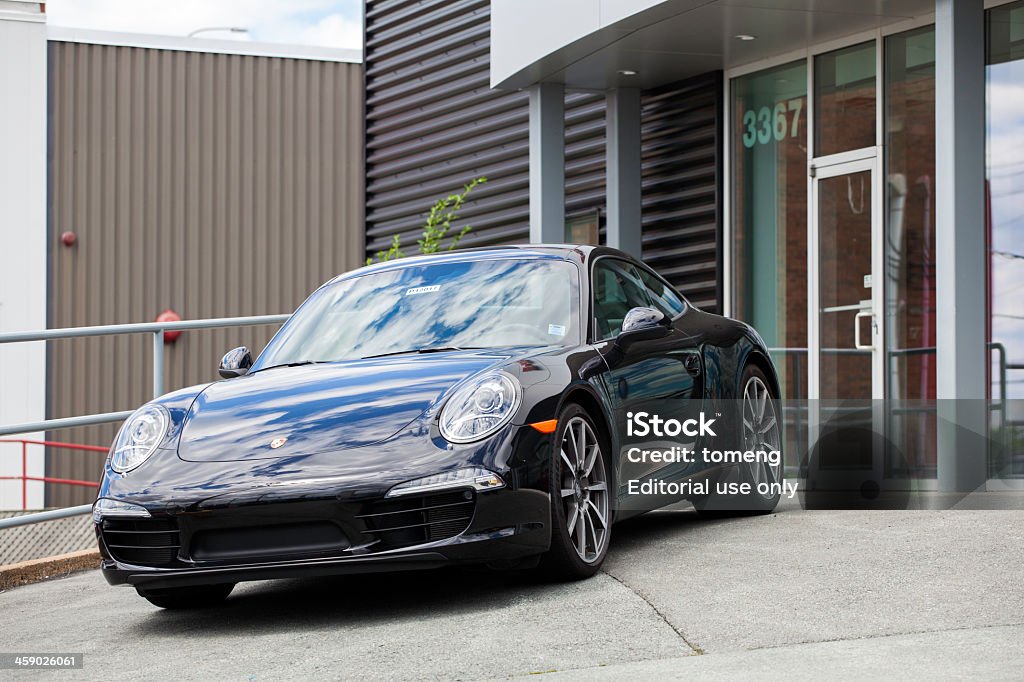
[854,311,874,350]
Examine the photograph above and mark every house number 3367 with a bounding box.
[741,98,803,148]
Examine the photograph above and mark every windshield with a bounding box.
[254,258,580,367]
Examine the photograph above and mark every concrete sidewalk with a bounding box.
[515,624,1024,680]
[0,499,1021,680]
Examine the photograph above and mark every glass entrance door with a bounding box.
[805,150,885,497]
[810,151,883,400]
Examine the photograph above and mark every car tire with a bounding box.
[136,582,235,609]
[539,403,612,581]
[695,363,782,516]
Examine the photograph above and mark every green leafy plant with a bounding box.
[367,177,487,265]
[368,234,405,264]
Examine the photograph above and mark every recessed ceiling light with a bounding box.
[618,69,638,76]
[735,34,756,41]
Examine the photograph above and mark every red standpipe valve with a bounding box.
[156,309,182,343]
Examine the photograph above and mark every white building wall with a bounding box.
[0,0,47,510]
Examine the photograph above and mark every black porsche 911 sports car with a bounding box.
[94,245,783,608]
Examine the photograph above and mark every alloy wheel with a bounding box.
[741,375,783,497]
[557,416,609,563]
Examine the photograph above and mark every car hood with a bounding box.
[176,351,512,462]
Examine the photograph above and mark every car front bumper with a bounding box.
[98,486,551,589]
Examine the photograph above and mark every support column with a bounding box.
[935,0,987,492]
[0,1,47,509]
[606,88,643,257]
[528,82,565,243]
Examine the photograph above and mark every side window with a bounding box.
[592,260,651,340]
[636,267,686,318]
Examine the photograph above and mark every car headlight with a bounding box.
[110,404,169,473]
[439,371,521,443]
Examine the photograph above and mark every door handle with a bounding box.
[854,310,874,350]
[683,354,701,376]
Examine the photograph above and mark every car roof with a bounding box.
[325,243,638,286]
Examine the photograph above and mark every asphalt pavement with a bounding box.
[1,498,1022,680]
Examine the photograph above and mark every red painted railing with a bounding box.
[0,439,105,510]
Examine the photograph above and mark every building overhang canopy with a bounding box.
[491,0,935,91]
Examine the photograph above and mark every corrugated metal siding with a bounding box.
[365,0,530,253]
[46,40,364,506]
[364,2,607,252]
[365,2,721,313]
[640,72,723,312]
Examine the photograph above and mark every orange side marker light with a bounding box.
[529,419,558,434]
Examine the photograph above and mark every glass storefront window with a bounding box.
[987,1,1024,477]
[730,14,1024,480]
[885,26,936,476]
[731,60,808,400]
[815,41,876,156]
[988,2,1024,402]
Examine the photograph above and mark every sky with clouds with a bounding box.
[45,0,363,49]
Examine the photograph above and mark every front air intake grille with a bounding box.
[357,491,475,551]
[189,522,350,562]
[102,518,180,567]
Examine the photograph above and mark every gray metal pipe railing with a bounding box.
[766,344,1021,479]
[0,313,289,438]
[767,342,1014,404]
[0,411,135,439]
[0,313,290,526]
[0,314,291,344]
[0,505,93,530]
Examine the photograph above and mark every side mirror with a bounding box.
[617,307,670,348]
[218,346,252,378]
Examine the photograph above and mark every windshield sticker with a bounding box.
[405,285,441,296]
[548,324,567,336]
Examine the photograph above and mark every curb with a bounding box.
[0,549,100,592]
